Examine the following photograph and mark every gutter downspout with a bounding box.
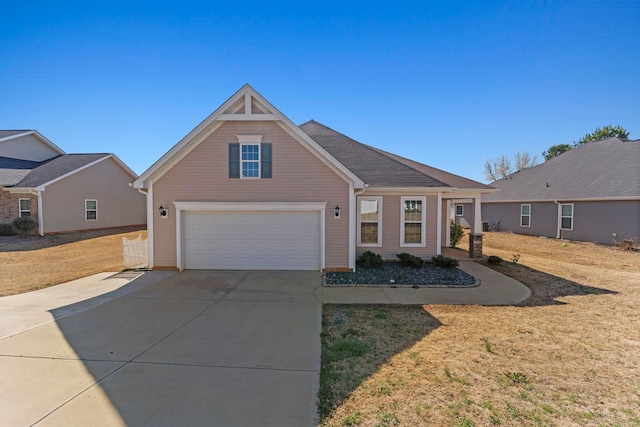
[352,186,367,271]
[138,186,153,268]
[36,190,43,236]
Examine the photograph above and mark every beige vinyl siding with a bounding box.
[357,193,439,260]
[41,158,146,233]
[153,121,350,269]
[0,134,60,161]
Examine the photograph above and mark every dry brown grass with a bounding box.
[320,232,640,426]
[0,227,147,296]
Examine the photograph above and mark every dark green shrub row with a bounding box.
[12,217,38,238]
[357,251,383,268]
[0,223,15,236]
[487,255,503,265]
[396,252,424,268]
[431,255,459,269]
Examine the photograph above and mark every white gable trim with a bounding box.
[133,84,364,189]
[0,130,66,155]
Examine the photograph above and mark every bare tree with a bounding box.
[484,155,513,182]
[515,151,538,171]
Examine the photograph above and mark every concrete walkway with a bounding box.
[321,261,531,305]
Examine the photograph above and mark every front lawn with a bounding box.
[319,232,640,426]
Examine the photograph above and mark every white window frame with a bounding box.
[19,198,31,218]
[240,143,261,179]
[455,204,463,217]
[357,196,382,247]
[560,203,573,230]
[520,204,531,227]
[85,199,98,221]
[401,196,426,247]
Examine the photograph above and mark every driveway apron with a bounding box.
[0,270,322,427]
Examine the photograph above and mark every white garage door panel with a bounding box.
[183,211,321,270]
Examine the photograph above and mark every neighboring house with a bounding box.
[0,130,146,235]
[133,84,495,271]
[482,137,640,244]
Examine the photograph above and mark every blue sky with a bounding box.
[2,1,638,183]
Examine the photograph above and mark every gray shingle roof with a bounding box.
[299,120,491,189]
[483,137,640,202]
[4,154,110,188]
[0,157,44,186]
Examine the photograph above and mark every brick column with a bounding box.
[469,233,483,258]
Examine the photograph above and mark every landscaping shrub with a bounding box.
[357,251,383,268]
[487,255,503,264]
[450,220,465,248]
[0,223,15,236]
[431,255,459,269]
[396,253,424,268]
[13,217,37,238]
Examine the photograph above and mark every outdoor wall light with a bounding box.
[334,205,340,218]
[159,205,168,218]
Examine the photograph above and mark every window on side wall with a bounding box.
[358,196,382,246]
[560,204,573,230]
[401,196,426,246]
[19,198,31,217]
[85,199,97,221]
[520,204,531,227]
[455,204,463,217]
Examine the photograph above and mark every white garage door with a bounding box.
[183,210,321,270]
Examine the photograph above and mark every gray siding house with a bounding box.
[482,137,640,244]
[0,130,146,234]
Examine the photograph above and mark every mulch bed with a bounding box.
[325,262,477,287]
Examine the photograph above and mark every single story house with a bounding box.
[133,84,495,271]
[0,130,146,235]
[482,137,640,244]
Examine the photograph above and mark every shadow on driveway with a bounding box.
[0,270,322,427]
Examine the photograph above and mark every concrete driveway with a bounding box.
[0,271,322,427]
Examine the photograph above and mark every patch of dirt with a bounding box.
[0,226,147,296]
[321,231,640,426]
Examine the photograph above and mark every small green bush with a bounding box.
[396,252,424,268]
[450,220,465,248]
[431,255,459,269]
[357,251,383,268]
[13,216,37,238]
[487,255,503,265]
[0,223,15,236]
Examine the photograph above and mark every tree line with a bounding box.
[484,125,630,182]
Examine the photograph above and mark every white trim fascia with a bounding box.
[173,201,328,271]
[218,114,279,121]
[436,193,442,254]
[484,196,640,203]
[400,196,427,248]
[173,201,328,211]
[0,130,66,155]
[37,191,44,236]
[348,182,356,270]
[141,186,154,268]
[133,84,365,190]
[362,187,452,194]
[320,207,326,270]
[4,187,41,195]
[31,155,112,191]
[176,206,183,270]
[108,154,139,179]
